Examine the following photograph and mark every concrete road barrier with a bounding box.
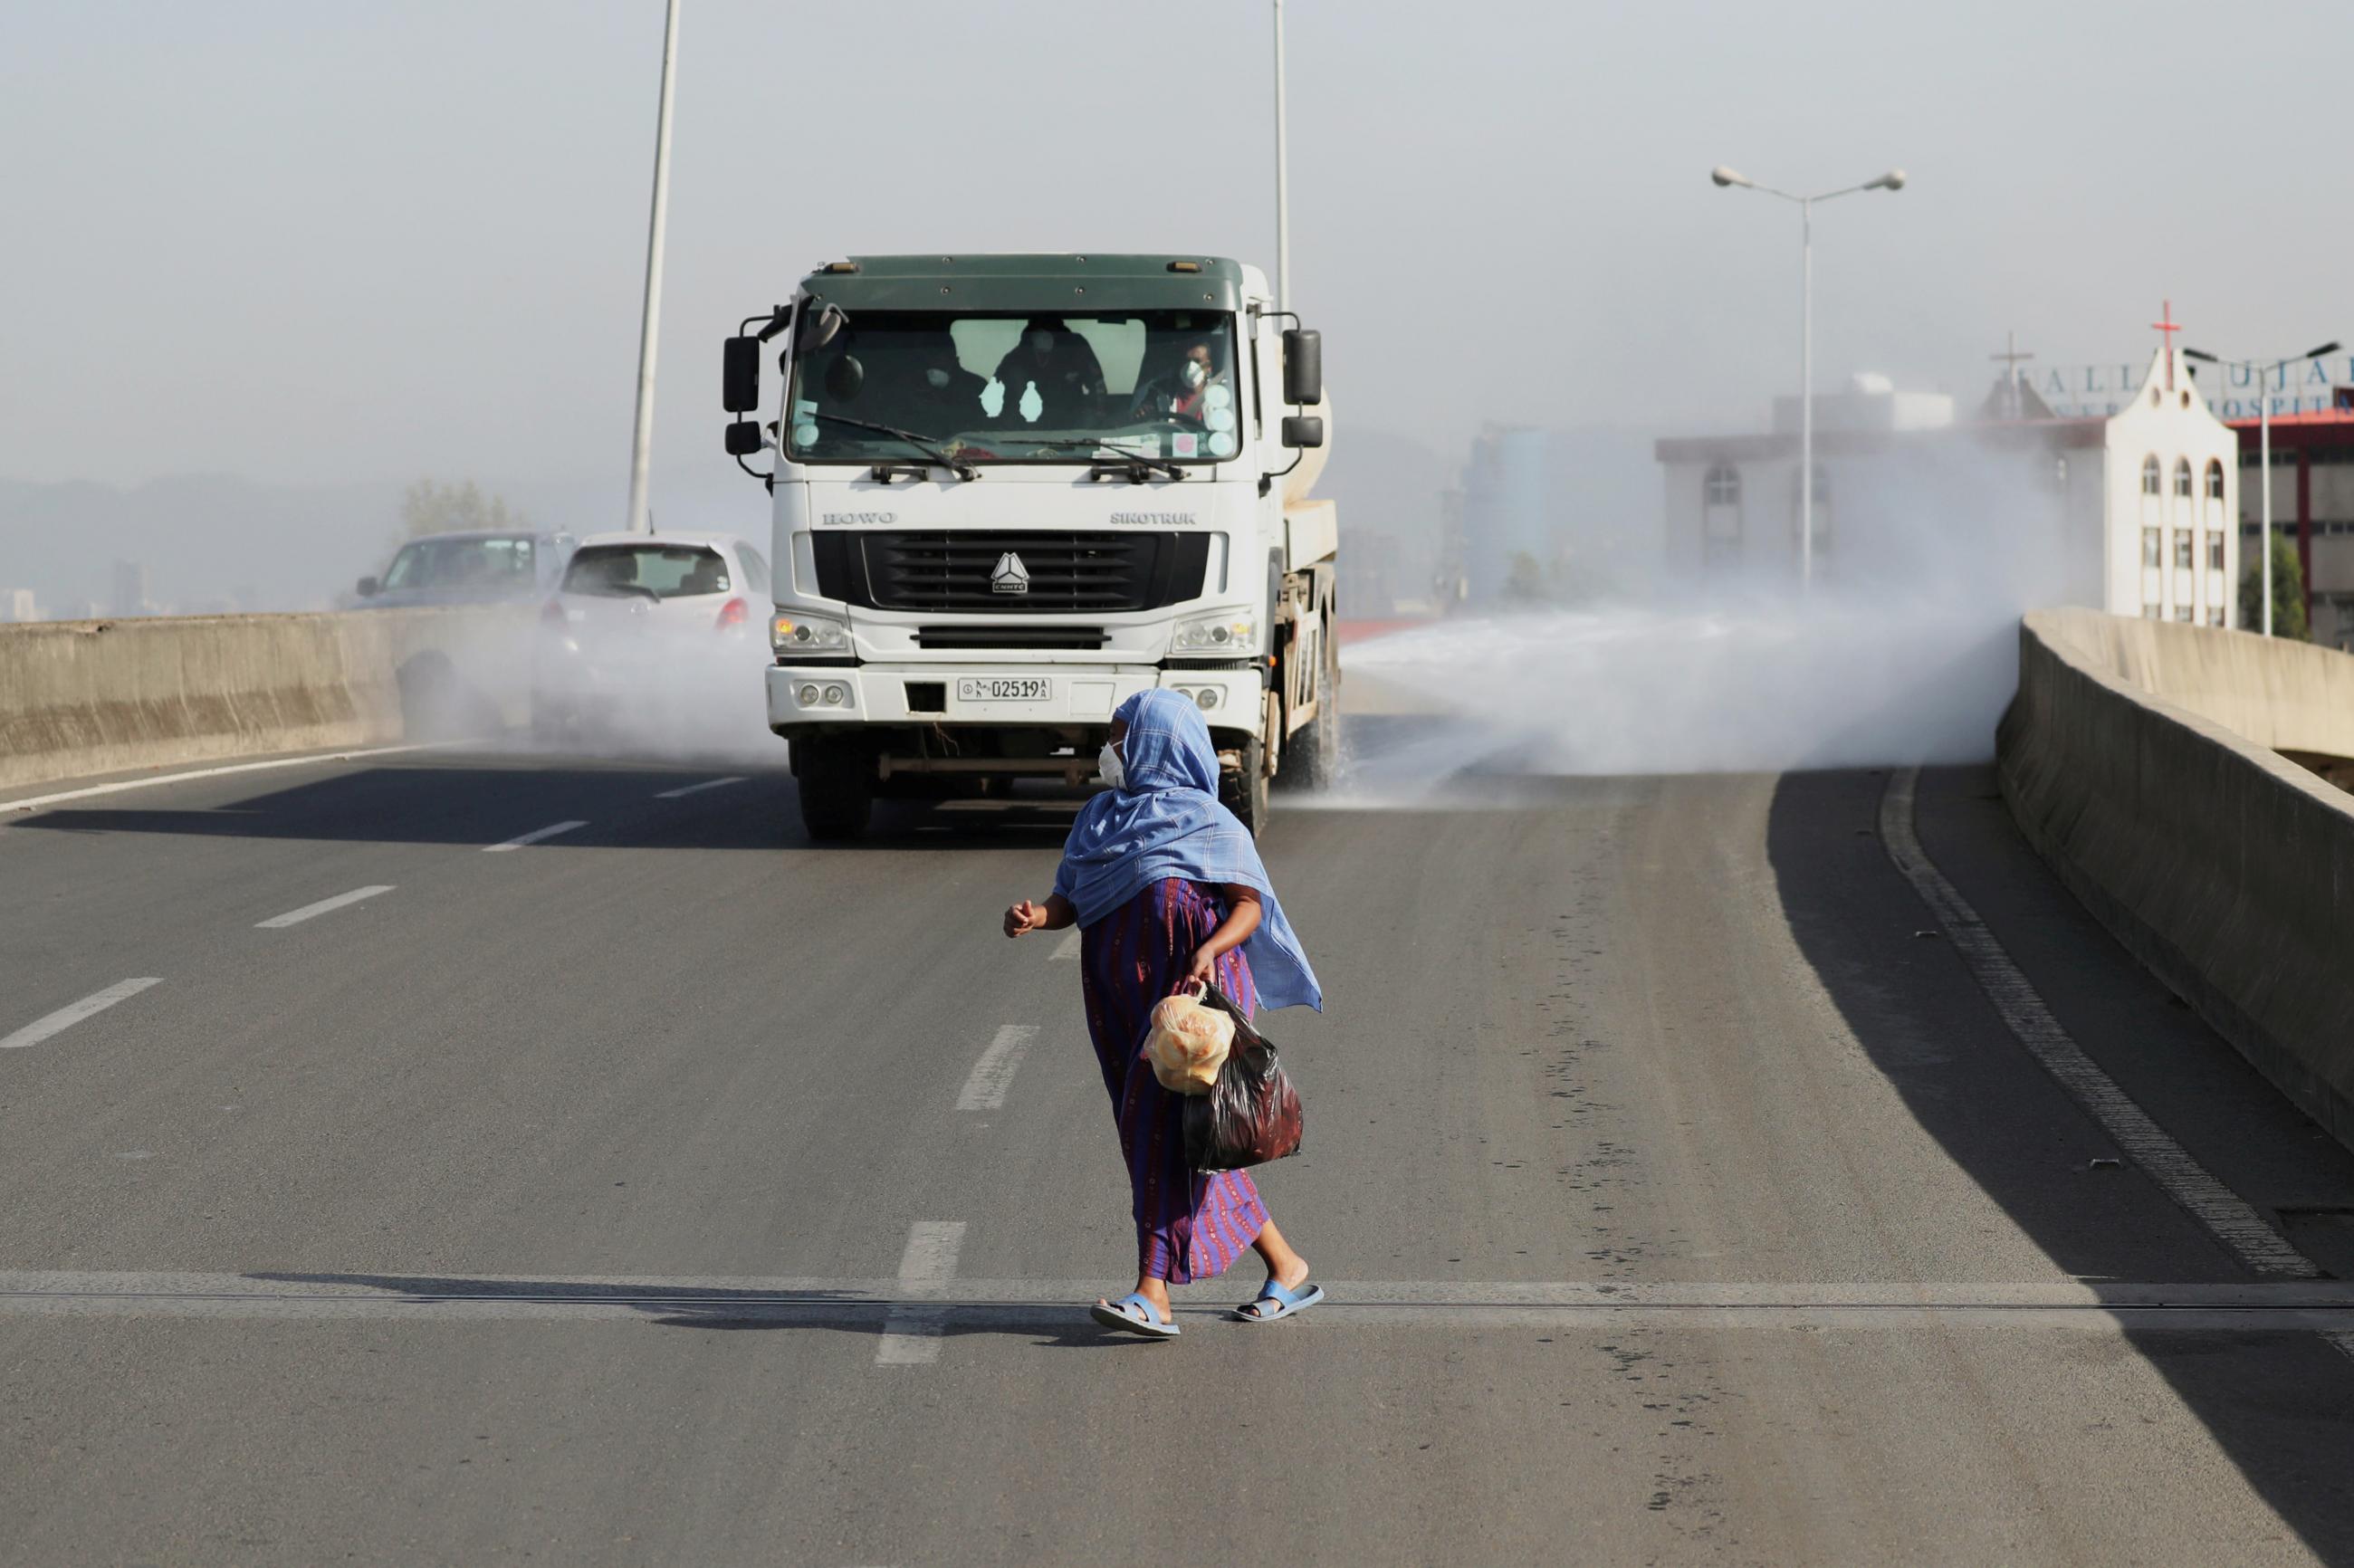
[0,608,530,794]
[2000,607,2354,1150]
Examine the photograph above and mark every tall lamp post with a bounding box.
[1272,0,1291,314]
[1711,165,1906,594]
[626,0,683,535]
[2183,339,2339,636]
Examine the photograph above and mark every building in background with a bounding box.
[1431,425,1663,609]
[3,589,42,623]
[110,559,153,617]
[1655,343,2240,626]
[2035,352,2354,419]
[2227,398,2354,651]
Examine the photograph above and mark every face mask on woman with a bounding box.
[1180,360,1208,390]
[1098,740,1126,790]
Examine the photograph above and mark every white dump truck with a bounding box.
[722,254,1338,838]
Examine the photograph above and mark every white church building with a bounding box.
[1656,339,2242,626]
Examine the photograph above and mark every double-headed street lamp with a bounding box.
[2182,339,2340,636]
[1711,165,1907,593]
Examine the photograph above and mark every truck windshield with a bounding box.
[785,310,1244,466]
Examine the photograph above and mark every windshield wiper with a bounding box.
[1088,455,1186,483]
[810,413,977,481]
[987,435,1187,482]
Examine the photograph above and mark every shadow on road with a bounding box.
[1770,765,2354,1563]
[245,1271,1145,1348]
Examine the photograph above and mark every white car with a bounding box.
[531,531,775,748]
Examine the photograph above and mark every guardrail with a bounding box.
[2000,607,2354,1151]
[0,608,530,794]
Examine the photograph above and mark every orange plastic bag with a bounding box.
[1144,986,1233,1095]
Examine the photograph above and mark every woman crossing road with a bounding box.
[1001,689,1325,1337]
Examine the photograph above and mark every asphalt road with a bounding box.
[5,731,2354,1565]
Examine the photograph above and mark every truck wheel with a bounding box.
[1220,734,1270,836]
[1277,611,1344,793]
[794,740,874,841]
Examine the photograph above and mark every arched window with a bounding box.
[1704,464,1740,507]
[2174,458,2193,498]
[2206,459,2225,500]
[2141,455,2161,496]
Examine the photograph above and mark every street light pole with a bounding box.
[2262,383,2273,636]
[626,0,683,536]
[2185,339,2338,636]
[1800,197,1813,593]
[1273,0,1290,314]
[1711,165,1906,595]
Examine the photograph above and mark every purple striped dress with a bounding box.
[1079,877,1269,1284]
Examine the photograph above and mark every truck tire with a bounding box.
[1280,622,1343,792]
[794,739,874,841]
[1220,734,1270,837]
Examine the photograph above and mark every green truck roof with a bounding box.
[797,253,1251,313]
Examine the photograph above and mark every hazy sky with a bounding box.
[6,0,2348,510]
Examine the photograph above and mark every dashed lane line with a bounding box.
[955,1026,1038,1112]
[254,885,395,930]
[0,979,163,1050]
[1049,930,1082,961]
[483,819,588,853]
[654,777,746,800]
[876,1222,967,1365]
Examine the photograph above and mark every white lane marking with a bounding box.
[1883,768,2324,1282]
[7,1272,2354,1328]
[955,1025,1038,1111]
[1049,929,1082,961]
[1,978,163,1050]
[0,741,474,816]
[654,776,745,800]
[254,884,395,929]
[483,819,588,853]
[876,1221,966,1365]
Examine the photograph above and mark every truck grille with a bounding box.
[811,531,1210,615]
[915,626,1108,650]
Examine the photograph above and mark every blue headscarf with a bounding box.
[1053,689,1322,1012]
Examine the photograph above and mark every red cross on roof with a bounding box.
[2151,300,2182,389]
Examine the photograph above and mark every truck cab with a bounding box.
[722,253,1337,838]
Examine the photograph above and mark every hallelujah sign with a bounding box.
[2033,357,2354,420]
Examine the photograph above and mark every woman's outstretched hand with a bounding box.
[1184,946,1218,986]
[1004,899,1048,939]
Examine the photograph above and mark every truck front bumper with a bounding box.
[766,663,1261,736]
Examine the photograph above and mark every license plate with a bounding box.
[957,677,1053,703]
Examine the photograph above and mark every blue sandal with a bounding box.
[1090,1291,1181,1339]
[1235,1277,1325,1323]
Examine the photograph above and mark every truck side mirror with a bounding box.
[724,421,765,457]
[722,337,761,413]
[1282,328,1323,406]
[356,576,379,598]
[1281,415,1325,450]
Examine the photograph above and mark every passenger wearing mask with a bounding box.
[990,319,1105,425]
[1130,339,1225,426]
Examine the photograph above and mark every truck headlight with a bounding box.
[1170,610,1258,654]
[771,610,851,655]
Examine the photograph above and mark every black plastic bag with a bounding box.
[1182,980,1304,1172]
